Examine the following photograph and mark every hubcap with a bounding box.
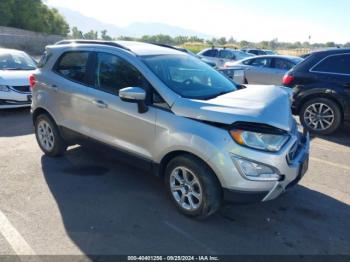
[37,120,55,151]
[304,103,335,131]
[170,167,202,211]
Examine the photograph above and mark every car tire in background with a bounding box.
[299,97,342,135]
[165,154,222,219]
[34,113,67,157]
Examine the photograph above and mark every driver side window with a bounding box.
[250,58,271,68]
[94,52,150,95]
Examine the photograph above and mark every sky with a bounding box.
[46,0,350,43]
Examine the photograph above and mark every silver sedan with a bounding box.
[224,55,304,85]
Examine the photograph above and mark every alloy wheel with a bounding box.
[37,120,55,151]
[169,167,203,211]
[303,103,335,131]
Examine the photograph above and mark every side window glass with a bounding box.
[219,50,235,59]
[203,49,218,57]
[95,52,150,94]
[55,52,89,84]
[313,54,350,75]
[251,58,270,68]
[274,59,294,70]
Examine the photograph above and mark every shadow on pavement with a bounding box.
[0,107,33,137]
[311,122,350,147]
[40,144,350,255]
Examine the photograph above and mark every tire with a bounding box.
[299,97,342,135]
[165,154,222,219]
[34,113,67,157]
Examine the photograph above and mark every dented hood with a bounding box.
[172,85,294,131]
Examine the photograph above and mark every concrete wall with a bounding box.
[0,26,64,55]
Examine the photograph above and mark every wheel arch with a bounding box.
[32,107,57,126]
[156,150,223,187]
[296,92,344,120]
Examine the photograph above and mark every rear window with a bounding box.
[201,49,218,57]
[312,54,350,75]
[55,51,90,84]
[37,51,51,68]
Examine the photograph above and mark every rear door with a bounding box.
[86,51,156,159]
[244,57,273,84]
[271,58,295,85]
[51,50,94,135]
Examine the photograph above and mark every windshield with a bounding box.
[0,52,37,70]
[142,54,237,100]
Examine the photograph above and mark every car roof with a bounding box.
[311,48,350,56]
[243,55,301,60]
[52,40,185,56]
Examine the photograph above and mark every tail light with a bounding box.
[282,74,294,86]
[29,75,36,90]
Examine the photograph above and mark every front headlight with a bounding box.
[0,85,10,92]
[230,129,289,152]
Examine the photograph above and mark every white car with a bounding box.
[0,48,37,109]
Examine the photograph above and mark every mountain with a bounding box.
[55,7,212,39]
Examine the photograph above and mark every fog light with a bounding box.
[232,155,281,181]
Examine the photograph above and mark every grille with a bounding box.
[11,85,30,93]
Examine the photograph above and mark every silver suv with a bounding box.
[31,40,310,218]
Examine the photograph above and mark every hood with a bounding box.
[171,85,294,131]
[0,70,36,86]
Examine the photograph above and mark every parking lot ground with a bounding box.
[0,108,349,256]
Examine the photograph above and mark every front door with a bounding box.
[86,52,156,159]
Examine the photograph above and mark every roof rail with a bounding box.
[151,43,188,53]
[54,40,132,52]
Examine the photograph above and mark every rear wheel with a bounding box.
[34,114,67,157]
[299,98,342,135]
[165,155,222,219]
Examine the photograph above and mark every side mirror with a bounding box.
[119,87,148,113]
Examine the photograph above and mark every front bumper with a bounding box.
[0,89,32,109]
[210,126,310,203]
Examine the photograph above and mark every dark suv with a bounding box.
[283,49,350,135]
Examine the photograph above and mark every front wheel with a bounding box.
[299,98,342,135]
[34,114,67,157]
[165,155,222,219]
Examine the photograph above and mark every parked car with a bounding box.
[241,48,267,56]
[224,55,303,85]
[197,48,253,67]
[0,48,37,109]
[144,43,217,67]
[31,40,309,218]
[263,49,278,55]
[283,49,350,134]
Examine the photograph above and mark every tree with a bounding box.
[326,42,336,47]
[101,30,112,40]
[239,40,249,48]
[0,0,69,36]
[0,0,14,26]
[344,42,350,47]
[71,26,83,39]
[217,37,227,46]
[84,30,98,40]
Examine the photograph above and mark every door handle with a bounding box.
[92,100,108,109]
